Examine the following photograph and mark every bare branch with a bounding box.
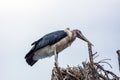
[51,44,120,80]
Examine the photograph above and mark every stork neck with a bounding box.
[71,31,77,42]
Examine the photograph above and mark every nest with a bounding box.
[51,43,120,80]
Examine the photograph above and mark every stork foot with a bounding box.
[53,46,59,66]
[55,53,58,66]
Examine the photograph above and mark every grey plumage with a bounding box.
[25,30,67,66]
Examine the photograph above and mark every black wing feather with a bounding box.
[33,30,67,51]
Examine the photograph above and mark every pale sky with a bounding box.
[0,0,120,80]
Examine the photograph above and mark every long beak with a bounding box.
[78,33,93,46]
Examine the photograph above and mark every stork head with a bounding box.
[72,29,93,46]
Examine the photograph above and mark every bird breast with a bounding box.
[53,36,71,53]
[51,29,73,53]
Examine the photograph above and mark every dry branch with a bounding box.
[117,50,120,71]
[51,44,120,80]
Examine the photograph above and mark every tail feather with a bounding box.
[25,49,38,66]
[25,47,34,59]
[26,57,38,66]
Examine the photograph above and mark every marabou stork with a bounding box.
[25,28,92,66]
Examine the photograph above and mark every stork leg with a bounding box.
[53,46,58,65]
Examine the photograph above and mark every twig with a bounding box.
[117,50,120,71]
[88,43,94,63]
[97,59,112,68]
[51,44,120,80]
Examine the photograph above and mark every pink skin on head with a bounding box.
[72,29,93,46]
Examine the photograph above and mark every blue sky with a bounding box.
[0,0,120,80]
